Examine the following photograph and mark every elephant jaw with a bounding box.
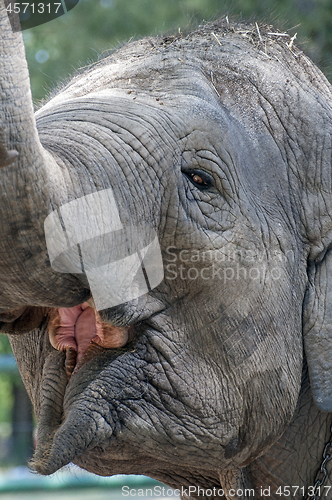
[31,303,135,475]
[48,302,133,378]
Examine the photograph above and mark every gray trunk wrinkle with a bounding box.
[31,351,67,469]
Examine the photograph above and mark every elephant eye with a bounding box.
[182,169,214,190]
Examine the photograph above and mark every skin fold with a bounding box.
[1,3,332,498]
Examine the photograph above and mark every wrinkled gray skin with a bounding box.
[1,2,332,498]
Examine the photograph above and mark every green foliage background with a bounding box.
[22,0,332,101]
[0,337,14,424]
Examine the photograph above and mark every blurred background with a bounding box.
[1,0,332,495]
[22,0,332,102]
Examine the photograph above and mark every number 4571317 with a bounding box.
[6,3,62,14]
[276,486,332,496]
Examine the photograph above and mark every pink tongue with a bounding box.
[51,303,130,364]
[56,302,99,361]
[52,305,83,353]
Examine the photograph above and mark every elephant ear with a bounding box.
[303,248,332,412]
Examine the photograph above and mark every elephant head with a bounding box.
[2,4,332,497]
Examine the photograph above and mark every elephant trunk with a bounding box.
[31,352,114,475]
[0,1,43,169]
[0,1,69,309]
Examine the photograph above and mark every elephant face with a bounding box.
[2,12,331,494]
[10,73,305,479]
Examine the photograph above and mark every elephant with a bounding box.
[1,2,332,498]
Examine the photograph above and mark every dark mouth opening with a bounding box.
[0,307,27,322]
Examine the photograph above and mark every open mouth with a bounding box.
[28,300,143,474]
[7,296,166,475]
[48,300,135,378]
